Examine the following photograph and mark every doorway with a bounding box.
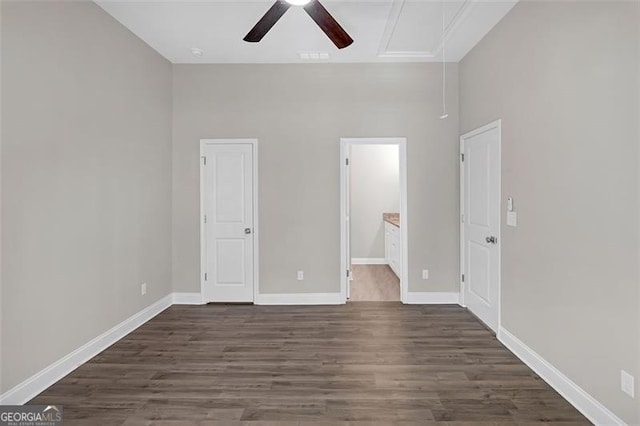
[200,139,258,303]
[340,138,408,303]
[460,120,501,331]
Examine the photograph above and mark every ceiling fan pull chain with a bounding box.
[440,0,449,120]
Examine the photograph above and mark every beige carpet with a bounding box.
[349,264,400,302]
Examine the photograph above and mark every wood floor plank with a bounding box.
[29,303,589,424]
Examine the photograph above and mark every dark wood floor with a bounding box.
[30,303,589,425]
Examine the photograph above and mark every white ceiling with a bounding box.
[95,0,518,63]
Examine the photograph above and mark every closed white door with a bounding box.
[461,121,500,331]
[202,143,255,303]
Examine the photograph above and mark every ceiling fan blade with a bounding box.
[243,0,291,43]
[303,0,353,49]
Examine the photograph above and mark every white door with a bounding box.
[202,142,255,303]
[461,121,500,331]
[345,153,351,299]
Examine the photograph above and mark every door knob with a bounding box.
[244,228,252,235]
[486,236,497,244]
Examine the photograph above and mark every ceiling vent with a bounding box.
[299,52,330,60]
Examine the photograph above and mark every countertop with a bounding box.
[383,213,400,228]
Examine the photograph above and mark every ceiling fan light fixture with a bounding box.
[244,0,353,49]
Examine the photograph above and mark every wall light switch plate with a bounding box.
[621,370,635,397]
[422,269,429,280]
[297,271,304,281]
[507,211,517,227]
[141,283,147,295]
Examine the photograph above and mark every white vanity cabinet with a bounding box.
[384,221,401,278]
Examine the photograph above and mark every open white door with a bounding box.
[345,150,352,299]
[201,141,256,303]
[461,121,501,331]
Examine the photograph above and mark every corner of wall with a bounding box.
[0,0,4,395]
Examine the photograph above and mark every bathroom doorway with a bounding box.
[340,138,408,303]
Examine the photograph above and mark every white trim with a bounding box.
[255,293,344,306]
[0,294,173,406]
[459,119,502,330]
[459,131,465,308]
[200,143,207,301]
[340,138,408,304]
[351,258,387,265]
[200,139,259,304]
[498,327,626,426]
[399,141,408,305]
[404,292,460,305]
[172,292,204,305]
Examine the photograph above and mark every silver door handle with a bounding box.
[245,228,252,235]
[486,236,497,244]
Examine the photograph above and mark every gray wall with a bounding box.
[0,0,4,394]
[459,1,639,423]
[637,13,640,422]
[349,144,399,260]
[1,1,173,393]
[172,63,460,294]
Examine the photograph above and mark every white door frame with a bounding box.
[340,137,408,303]
[459,120,501,328]
[200,139,259,303]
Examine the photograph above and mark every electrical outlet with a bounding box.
[297,271,304,281]
[422,269,429,280]
[621,370,635,397]
[141,283,147,296]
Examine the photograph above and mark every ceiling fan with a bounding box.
[243,0,354,49]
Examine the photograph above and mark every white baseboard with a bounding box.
[351,258,387,265]
[404,291,460,304]
[498,327,625,425]
[0,294,173,406]
[172,292,203,305]
[255,292,345,305]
